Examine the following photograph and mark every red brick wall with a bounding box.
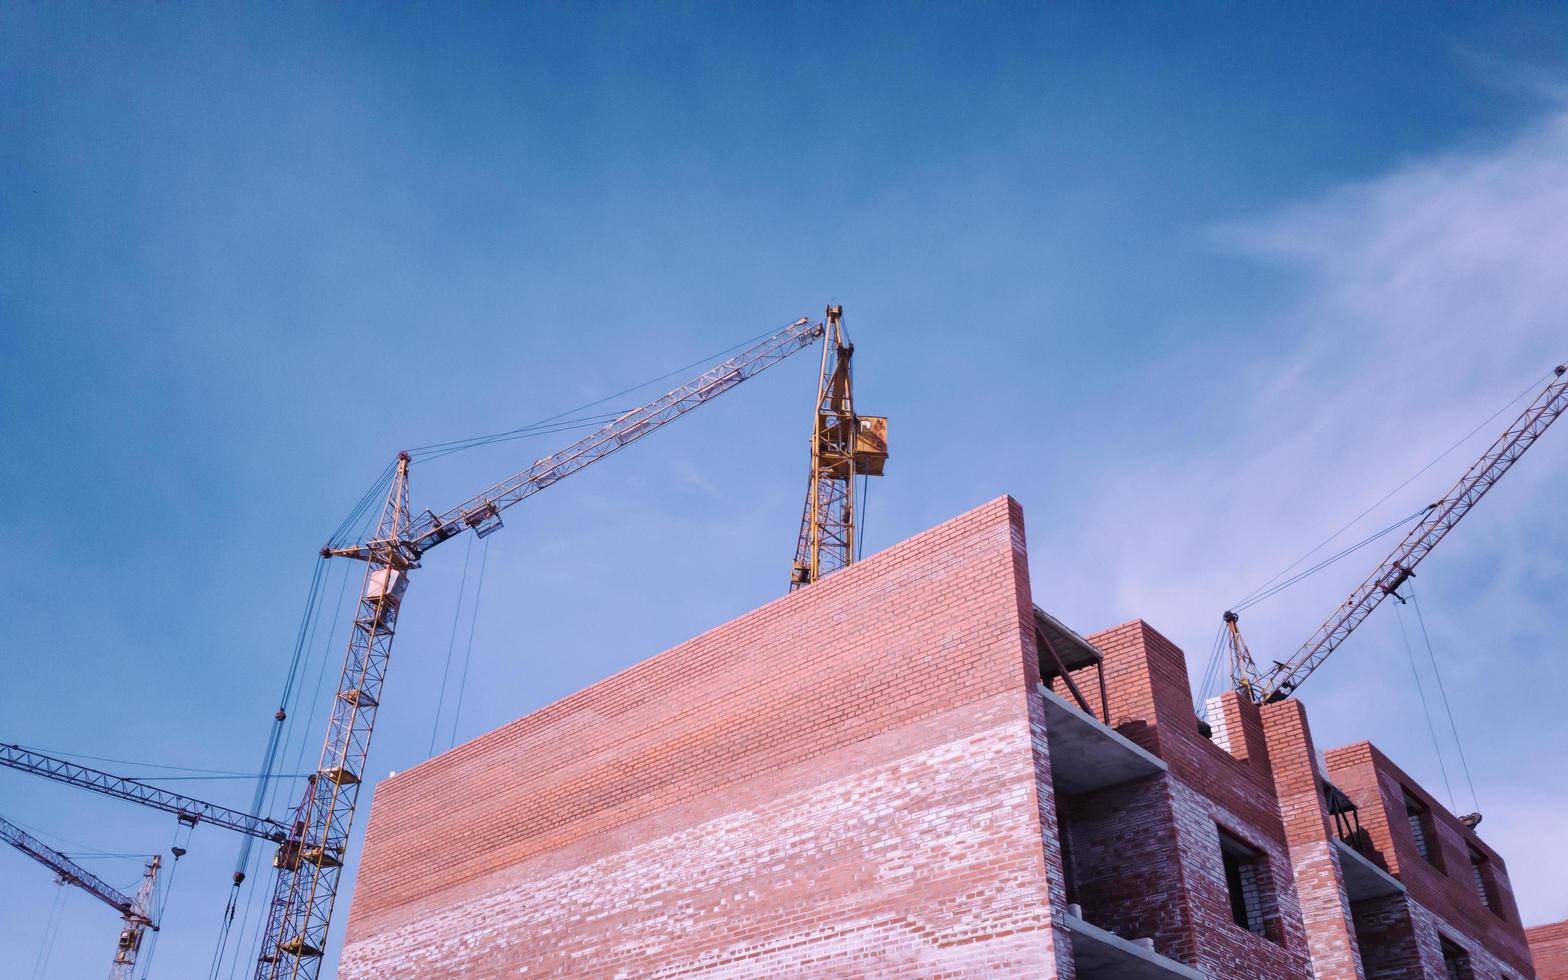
[1261,698,1365,980]
[1350,893,1423,979]
[341,496,1076,978]
[1325,744,1534,979]
[1080,621,1315,979]
[1528,920,1568,980]
[1058,774,1194,963]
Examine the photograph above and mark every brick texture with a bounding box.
[1081,622,1314,979]
[1325,743,1535,979]
[341,496,1070,978]
[1260,698,1365,980]
[1528,921,1568,980]
[339,496,1539,980]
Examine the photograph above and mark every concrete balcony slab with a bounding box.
[1064,912,1203,980]
[1037,683,1167,795]
[1335,838,1404,901]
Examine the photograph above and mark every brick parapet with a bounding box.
[1215,691,1272,777]
[1079,619,1314,978]
[1261,698,1365,979]
[1325,742,1534,978]
[343,495,1070,977]
[1528,920,1568,980]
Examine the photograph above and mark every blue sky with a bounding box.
[3,3,1566,976]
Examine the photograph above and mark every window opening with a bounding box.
[1218,828,1277,942]
[1440,936,1472,980]
[1404,790,1442,869]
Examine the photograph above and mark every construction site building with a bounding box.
[1529,922,1568,980]
[339,497,1539,979]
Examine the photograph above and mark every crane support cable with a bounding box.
[404,321,798,459]
[1253,361,1567,702]
[0,744,289,842]
[1408,586,1480,812]
[332,317,827,563]
[447,536,491,751]
[1231,364,1562,612]
[1393,601,1457,811]
[1232,508,1426,613]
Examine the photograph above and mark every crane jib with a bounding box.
[1242,361,1568,703]
[0,743,291,843]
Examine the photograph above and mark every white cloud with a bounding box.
[1040,111,1568,922]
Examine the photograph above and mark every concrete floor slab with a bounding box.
[1038,683,1167,795]
[1064,913,1204,980]
[1336,838,1404,901]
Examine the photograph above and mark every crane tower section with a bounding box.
[790,306,888,590]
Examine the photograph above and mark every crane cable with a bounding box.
[403,322,801,463]
[447,538,492,750]
[430,533,477,756]
[210,558,355,980]
[31,883,67,980]
[1393,598,1457,812]
[1195,509,1423,704]
[1408,583,1480,812]
[1228,366,1554,614]
[207,556,349,978]
[1199,363,1557,704]
[135,824,190,980]
[1194,623,1231,712]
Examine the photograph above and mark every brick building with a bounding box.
[1528,922,1568,980]
[340,497,1540,978]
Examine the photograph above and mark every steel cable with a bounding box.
[1394,601,1457,811]
[1408,585,1480,813]
[1231,367,1556,612]
[429,533,476,756]
[404,322,798,459]
[448,537,491,750]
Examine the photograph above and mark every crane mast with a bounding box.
[111,854,162,980]
[255,315,830,979]
[1,813,160,979]
[790,306,888,590]
[1230,362,1567,704]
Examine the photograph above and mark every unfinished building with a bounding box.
[338,497,1538,978]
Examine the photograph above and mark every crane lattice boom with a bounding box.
[332,318,826,563]
[256,314,832,979]
[0,743,289,842]
[1237,362,1567,703]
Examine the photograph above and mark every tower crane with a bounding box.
[1226,362,1567,704]
[789,306,888,590]
[1,812,160,979]
[253,311,876,979]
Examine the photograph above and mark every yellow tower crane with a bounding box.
[252,311,886,979]
[790,305,888,590]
